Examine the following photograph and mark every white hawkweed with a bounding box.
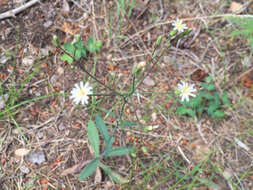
[172,19,188,33]
[177,81,197,102]
[70,81,92,105]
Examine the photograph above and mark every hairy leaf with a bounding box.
[105,146,134,157]
[87,120,100,157]
[79,158,100,181]
[95,115,110,143]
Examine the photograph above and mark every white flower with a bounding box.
[177,81,196,102]
[172,19,188,33]
[70,81,92,105]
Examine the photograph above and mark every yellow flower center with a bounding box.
[182,86,190,94]
[78,88,87,97]
[176,22,183,29]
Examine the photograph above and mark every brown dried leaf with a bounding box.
[191,69,208,82]
[61,22,80,36]
[94,167,102,183]
[61,160,91,176]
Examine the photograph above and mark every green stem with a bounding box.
[58,46,124,97]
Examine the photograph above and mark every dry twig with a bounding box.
[0,0,40,20]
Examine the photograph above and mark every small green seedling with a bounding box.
[79,115,134,184]
[60,35,86,64]
[176,77,231,118]
[53,35,103,64]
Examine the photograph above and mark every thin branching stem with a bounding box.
[58,46,125,97]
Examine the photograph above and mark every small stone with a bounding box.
[22,56,34,66]
[43,20,53,28]
[143,76,155,86]
[26,151,46,164]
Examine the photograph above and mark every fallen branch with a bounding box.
[0,0,40,20]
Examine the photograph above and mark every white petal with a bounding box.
[189,93,196,97]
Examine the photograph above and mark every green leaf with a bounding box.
[75,49,82,60]
[169,30,177,37]
[186,109,195,117]
[81,48,86,57]
[249,36,253,48]
[197,105,204,116]
[53,35,60,47]
[214,110,225,118]
[176,106,195,117]
[199,91,213,100]
[87,120,100,157]
[188,95,202,108]
[205,76,213,83]
[73,41,86,58]
[60,54,73,64]
[74,40,84,49]
[207,102,218,113]
[95,41,103,51]
[120,121,137,127]
[87,37,96,52]
[156,35,163,46]
[95,115,110,143]
[221,92,231,106]
[105,146,134,157]
[206,84,215,91]
[64,43,75,54]
[104,136,114,156]
[176,106,188,115]
[79,158,100,180]
[213,92,221,106]
[87,37,102,52]
[201,82,216,91]
[99,163,128,184]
